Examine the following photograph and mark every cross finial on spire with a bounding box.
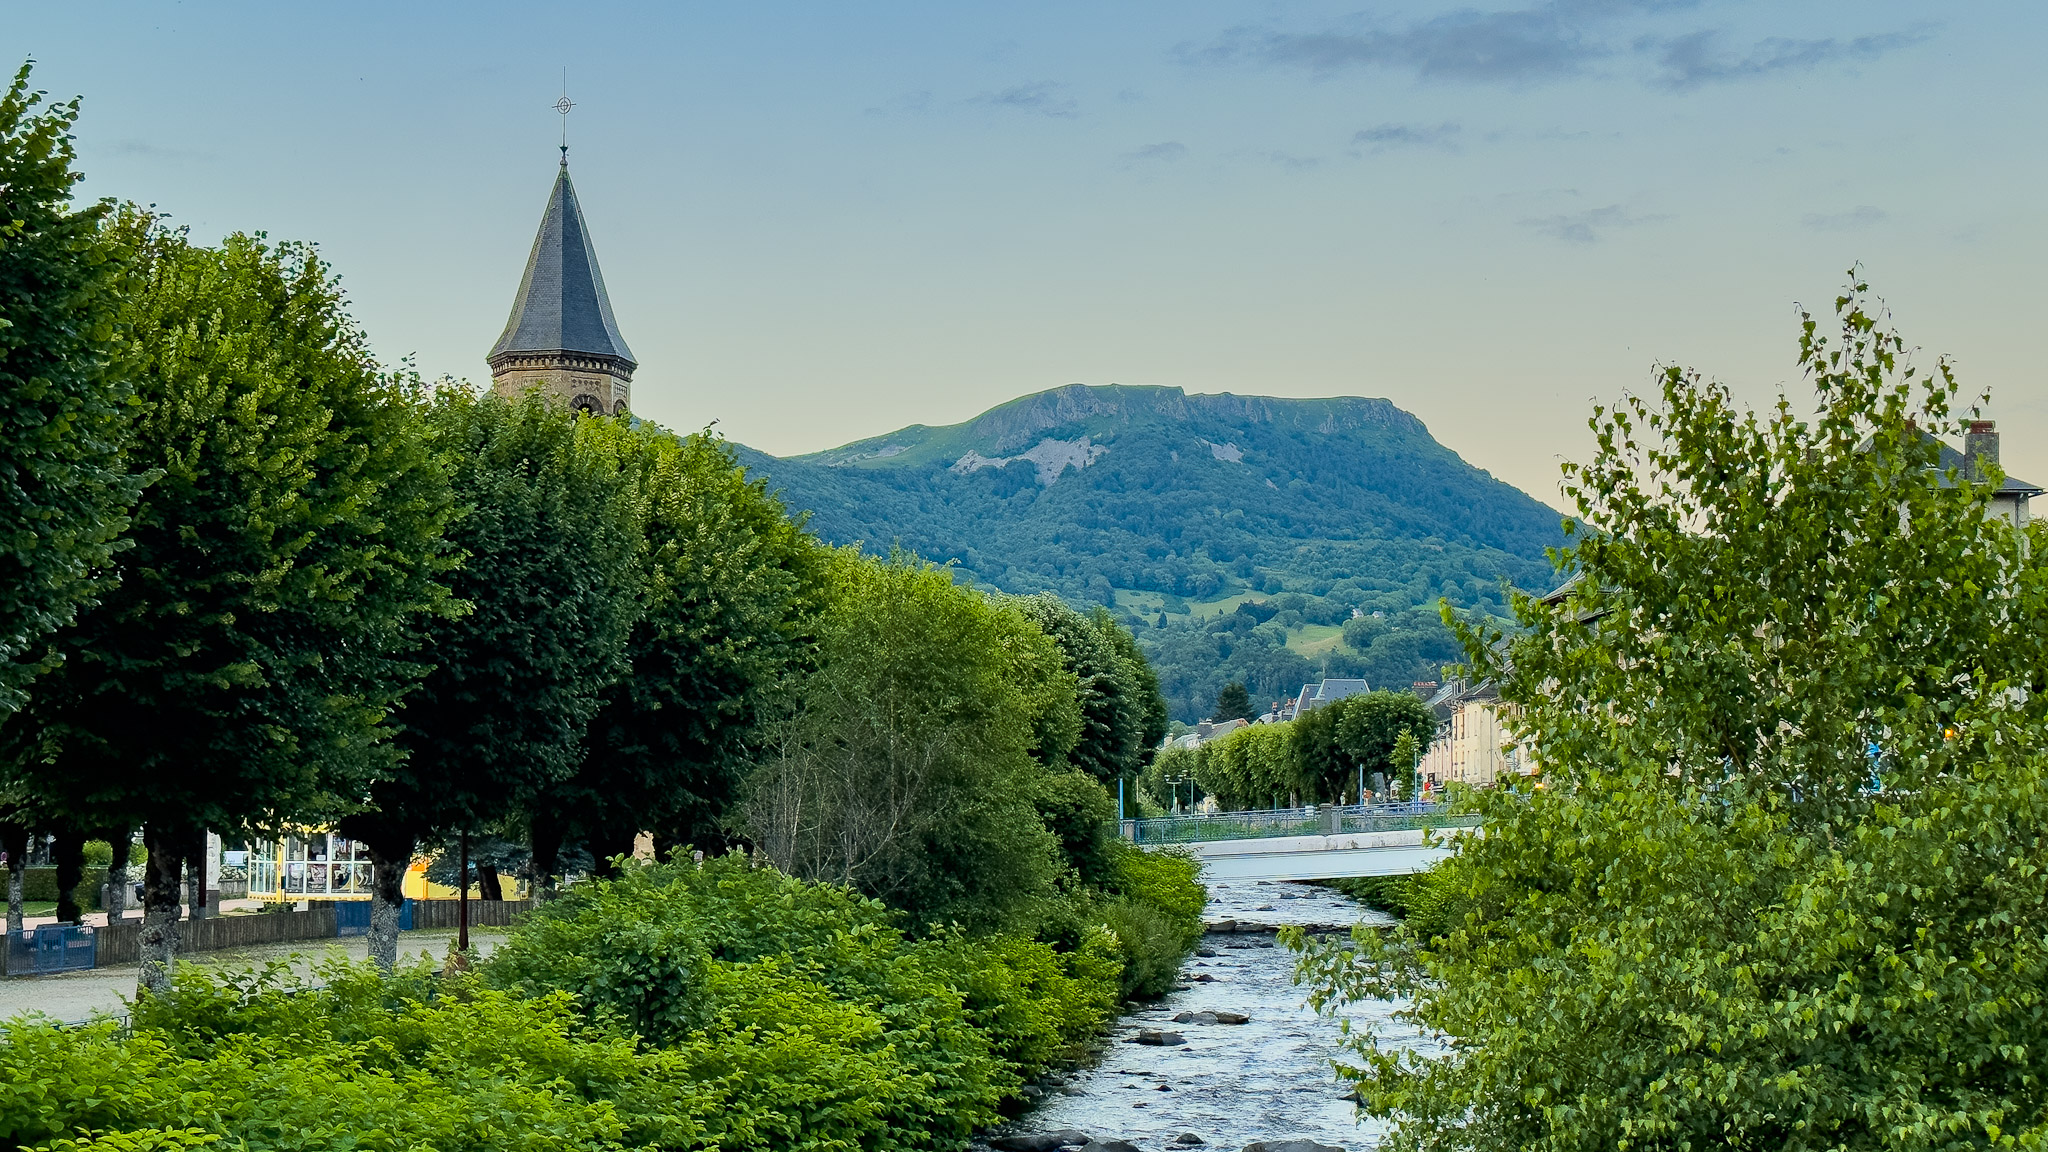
[555,71,574,166]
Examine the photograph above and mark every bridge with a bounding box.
[1121,803,1478,882]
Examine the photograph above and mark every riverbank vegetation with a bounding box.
[1295,281,2048,1151]
[0,851,1203,1152]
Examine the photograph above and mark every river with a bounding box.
[986,879,1438,1152]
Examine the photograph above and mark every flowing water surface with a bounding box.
[991,879,1439,1151]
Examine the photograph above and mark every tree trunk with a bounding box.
[457,830,469,954]
[365,834,410,974]
[475,862,504,901]
[2,826,26,936]
[588,827,634,878]
[100,827,131,923]
[52,829,85,924]
[528,812,562,899]
[184,833,207,920]
[138,824,186,996]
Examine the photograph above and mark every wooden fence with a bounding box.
[94,906,339,967]
[404,898,535,930]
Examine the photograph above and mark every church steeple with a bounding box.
[487,164,636,415]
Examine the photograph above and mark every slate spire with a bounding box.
[487,164,637,415]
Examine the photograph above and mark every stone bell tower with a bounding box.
[487,159,636,415]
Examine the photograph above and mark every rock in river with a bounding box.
[1242,1142,1346,1152]
[1078,1142,1141,1152]
[1171,1010,1251,1025]
[988,1132,1091,1152]
[1130,1029,1187,1046]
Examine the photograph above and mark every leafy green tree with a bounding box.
[747,553,1069,930]
[0,62,145,714]
[1295,279,2048,1151]
[342,391,638,969]
[1193,721,1298,810]
[1093,606,1170,769]
[1013,594,1145,783]
[1210,681,1253,723]
[1287,700,1348,802]
[533,424,826,874]
[1335,690,1437,798]
[3,225,459,991]
[1388,729,1419,800]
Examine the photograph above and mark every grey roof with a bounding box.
[1929,435,2042,498]
[489,166,636,367]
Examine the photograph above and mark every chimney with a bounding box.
[1965,420,1999,483]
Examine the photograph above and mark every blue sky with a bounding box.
[14,2,2044,507]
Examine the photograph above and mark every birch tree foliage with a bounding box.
[747,551,1074,931]
[1294,279,2048,1152]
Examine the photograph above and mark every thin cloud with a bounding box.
[1520,204,1669,244]
[1185,2,1662,84]
[1186,5,1936,91]
[1120,141,1187,164]
[1802,205,1887,232]
[1652,26,1934,89]
[1354,122,1462,151]
[967,81,1078,118]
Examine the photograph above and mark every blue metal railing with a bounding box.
[6,925,97,975]
[1124,802,1480,845]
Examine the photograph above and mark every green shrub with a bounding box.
[1096,897,1183,999]
[20,866,107,908]
[922,929,1120,1071]
[1086,843,1206,1000]
[0,965,652,1152]
[1324,867,1472,944]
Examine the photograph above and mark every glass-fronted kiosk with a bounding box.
[245,832,373,901]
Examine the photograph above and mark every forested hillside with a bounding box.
[736,384,1568,721]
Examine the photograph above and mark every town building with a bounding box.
[1418,680,1532,790]
[1282,677,1373,721]
[486,157,637,415]
[1165,717,1248,751]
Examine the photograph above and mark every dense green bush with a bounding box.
[1091,843,1204,999]
[1322,867,1470,944]
[0,966,659,1152]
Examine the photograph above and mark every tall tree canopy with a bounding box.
[1013,594,1165,784]
[0,62,144,714]
[344,391,638,969]
[1335,691,1437,795]
[1297,280,2048,1151]
[535,423,826,870]
[3,224,458,991]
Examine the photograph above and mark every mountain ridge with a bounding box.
[730,383,1568,719]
